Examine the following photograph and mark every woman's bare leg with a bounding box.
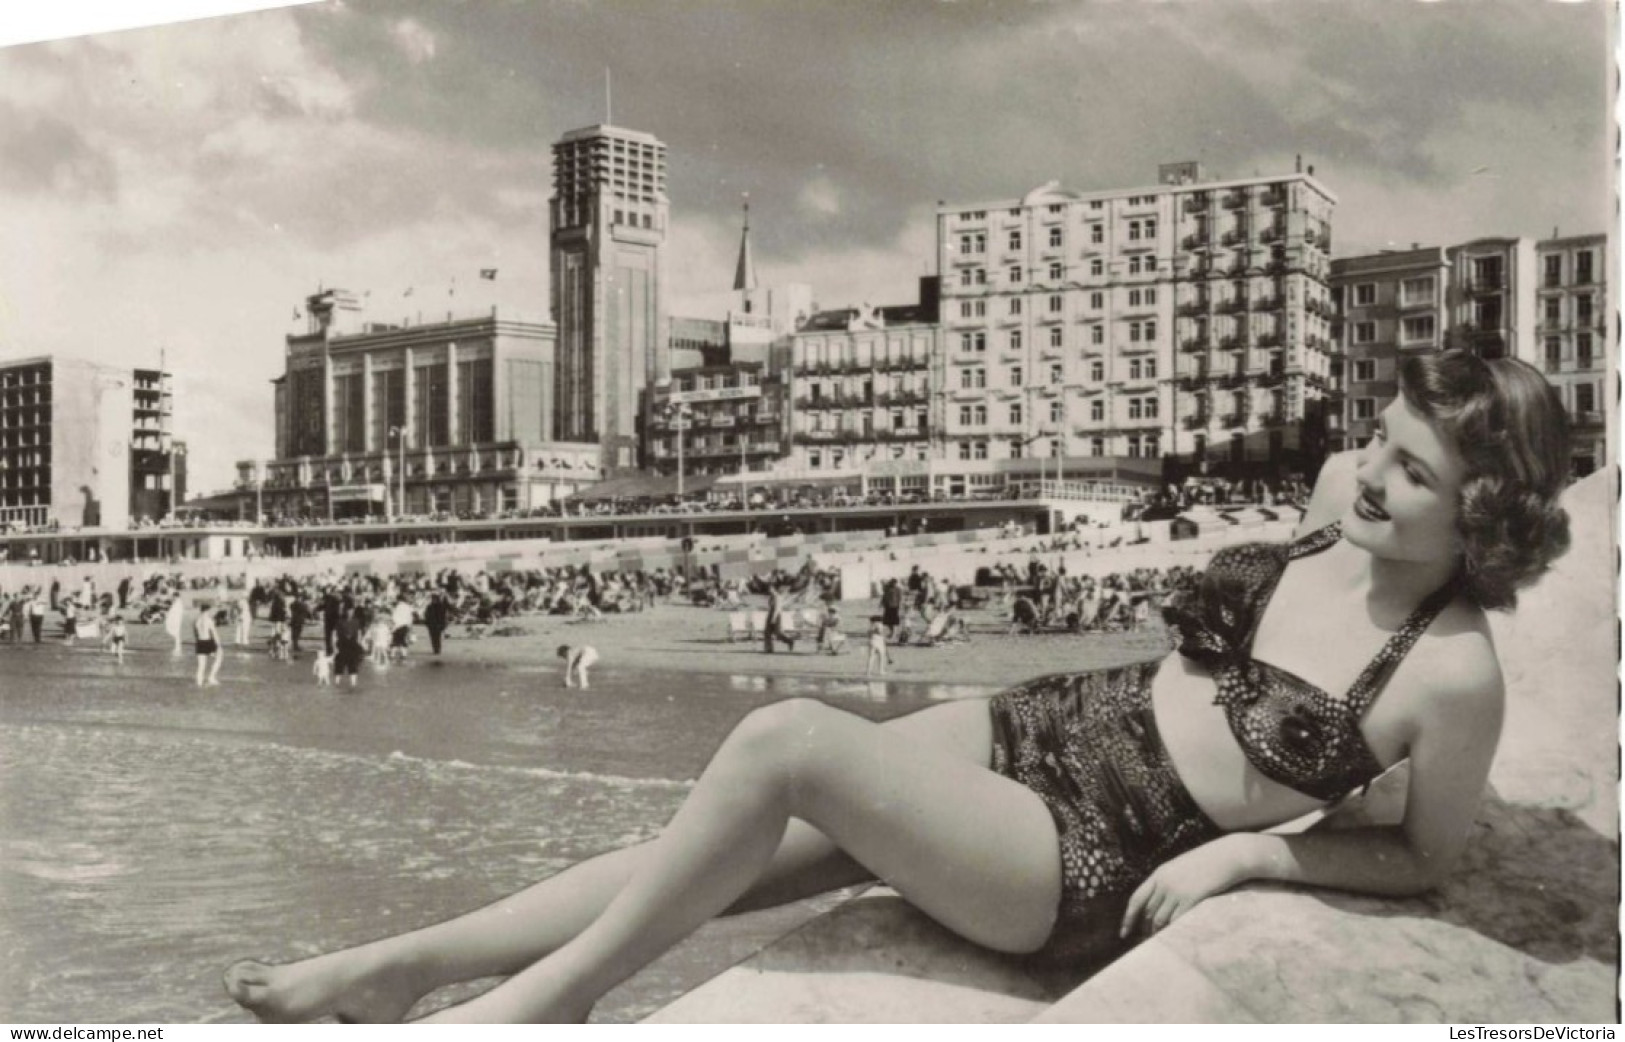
[421,697,1061,1023]
[224,698,1001,1023]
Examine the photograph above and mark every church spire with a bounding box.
[732,194,757,293]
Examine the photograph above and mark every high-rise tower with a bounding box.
[549,124,670,469]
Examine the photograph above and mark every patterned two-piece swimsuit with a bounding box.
[986,523,1459,964]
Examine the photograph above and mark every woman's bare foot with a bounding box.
[222,949,427,1024]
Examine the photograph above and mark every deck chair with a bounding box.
[726,611,750,642]
[747,610,768,641]
[917,611,950,646]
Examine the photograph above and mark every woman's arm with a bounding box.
[1123,636,1504,936]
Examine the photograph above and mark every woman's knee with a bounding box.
[723,697,845,777]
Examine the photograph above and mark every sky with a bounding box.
[0,0,1613,494]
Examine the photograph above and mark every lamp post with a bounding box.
[389,426,407,520]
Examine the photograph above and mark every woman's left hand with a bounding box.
[1120,835,1250,939]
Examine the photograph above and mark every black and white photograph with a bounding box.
[0,0,1615,1027]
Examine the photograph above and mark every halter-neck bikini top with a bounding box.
[1163,522,1458,802]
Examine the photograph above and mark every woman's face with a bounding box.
[1343,396,1468,566]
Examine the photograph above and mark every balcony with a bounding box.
[1263,259,1288,276]
[1184,195,1209,214]
[1177,372,1210,390]
[1570,410,1602,427]
[1261,187,1287,207]
[1220,230,1248,248]
[1226,260,1252,278]
[1466,274,1506,295]
[1252,296,1283,312]
[1222,190,1248,209]
[1216,297,1248,315]
[1256,332,1283,348]
[1258,410,1286,426]
[1218,336,1245,351]
[1182,413,1210,430]
[1258,225,1284,244]
[1182,231,1210,250]
[1177,298,1209,317]
[1219,412,1246,428]
[1181,337,1211,353]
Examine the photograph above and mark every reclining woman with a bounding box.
[225,351,1571,1024]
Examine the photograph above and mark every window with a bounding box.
[1010,297,1023,316]
[1009,365,1024,387]
[1090,437,1105,456]
[1544,254,1563,288]
[1127,435,1141,458]
[1401,315,1435,344]
[1353,283,1376,307]
[973,441,988,460]
[1146,218,1157,238]
[959,367,984,389]
[959,269,976,287]
[1400,276,1435,306]
[1049,262,1064,281]
[1129,358,1144,379]
[1050,363,1063,385]
[1354,398,1376,421]
[1090,326,1104,346]
[1090,259,1104,277]
[957,442,971,460]
[1145,358,1157,379]
[1090,360,1104,381]
[1129,321,1143,343]
[958,300,985,319]
[1577,333,1593,369]
[1090,292,1104,310]
[1009,330,1023,351]
[1009,266,1023,283]
[1049,327,1063,348]
[1009,403,1023,425]
[959,331,986,352]
[1577,250,1594,284]
[1008,230,1023,251]
[1050,400,1063,424]
[1353,321,1376,344]
[1543,297,1561,325]
[1145,255,1157,272]
[1049,295,1063,313]
[1048,204,1064,214]
[1090,400,1105,422]
[1354,359,1376,382]
[974,268,986,285]
[1575,382,1595,416]
[1090,224,1103,244]
[1577,294,1593,327]
[1545,338,1562,368]
[1048,227,1063,248]
[1128,220,1144,241]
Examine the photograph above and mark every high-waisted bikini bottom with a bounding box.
[988,662,1224,966]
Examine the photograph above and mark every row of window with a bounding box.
[1347,315,1437,345]
[956,288,1161,321]
[957,318,1160,354]
[954,395,1161,428]
[958,358,1158,390]
[955,219,1161,256]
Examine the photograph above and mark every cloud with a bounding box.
[389,17,435,63]
[797,175,842,218]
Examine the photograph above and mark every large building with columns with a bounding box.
[241,289,599,520]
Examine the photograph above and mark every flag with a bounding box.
[480,268,498,280]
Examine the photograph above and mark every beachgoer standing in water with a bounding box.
[194,602,222,687]
[865,616,889,677]
[165,596,185,657]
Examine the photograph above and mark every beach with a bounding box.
[0,592,1169,1024]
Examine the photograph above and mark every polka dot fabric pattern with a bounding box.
[987,664,1223,966]
[1163,522,1458,803]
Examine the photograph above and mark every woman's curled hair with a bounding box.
[1399,351,1572,611]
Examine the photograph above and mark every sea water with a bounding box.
[0,638,992,1023]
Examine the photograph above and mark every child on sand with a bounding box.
[557,644,599,689]
[865,617,889,677]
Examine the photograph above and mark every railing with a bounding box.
[1183,232,1209,250]
[1177,299,1209,316]
[1181,337,1211,352]
[1467,274,1506,294]
[1222,190,1248,209]
[1219,412,1246,428]
[1184,195,1209,214]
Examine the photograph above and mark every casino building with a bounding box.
[240,289,600,521]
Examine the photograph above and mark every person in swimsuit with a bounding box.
[194,602,222,687]
[225,351,1572,1024]
[557,644,599,689]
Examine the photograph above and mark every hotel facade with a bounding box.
[0,356,181,530]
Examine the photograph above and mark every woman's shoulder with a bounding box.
[1397,594,1504,718]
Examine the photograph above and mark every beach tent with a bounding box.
[1169,511,1231,541]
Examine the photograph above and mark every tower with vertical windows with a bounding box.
[549,124,670,470]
